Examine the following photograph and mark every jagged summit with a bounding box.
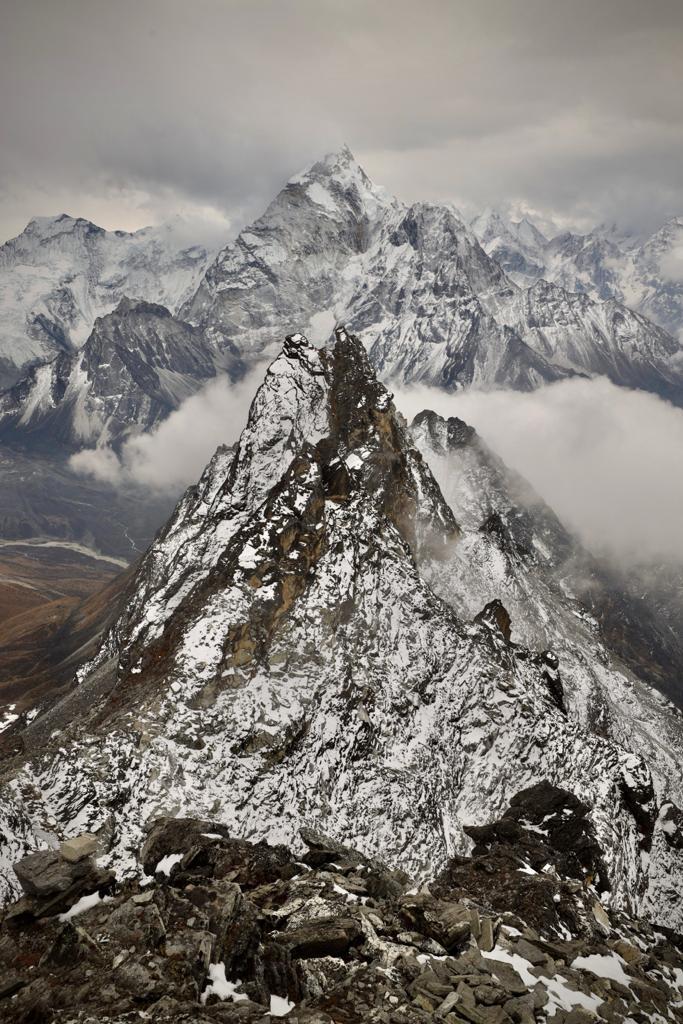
[17,213,104,240]
[284,144,392,220]
[1,326,683,932]
[289,143,365,181]
[514,214,548,249]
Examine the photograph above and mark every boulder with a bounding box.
[13,849,76,897]
[12,847,115,917]
[140,817,297,888]
[59,833,99,863]
[399,894,472,952]
[272,916,363,959]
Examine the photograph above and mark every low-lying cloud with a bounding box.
[393,376,683,565]
[70,370,263,492]
[660,245,683,284]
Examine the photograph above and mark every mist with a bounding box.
[70,370,263,493]
[2,0,683,240]
[392,376,683,565]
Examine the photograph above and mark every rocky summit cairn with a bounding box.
[1,789,682,1022]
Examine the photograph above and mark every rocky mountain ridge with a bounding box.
[2,790,683,1022]
[0,298,219,451]
[176,147,683,401]
[471,209,683,345]
[410,408,683,716]
[1,329,682,943]
[0,213,216,388]
[3,147,683,460]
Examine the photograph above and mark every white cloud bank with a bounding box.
[70,370,263,493]
[393,376,683,565]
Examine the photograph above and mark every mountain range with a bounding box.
[471,207,683,344]
[0,213,216,390]
[1,147,683,463]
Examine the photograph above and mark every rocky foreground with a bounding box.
[1,784,682,1023]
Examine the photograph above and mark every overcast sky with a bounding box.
[2,0,682,242]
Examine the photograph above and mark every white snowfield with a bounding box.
[180,146,683,400]
[3,147,683,455]
[472,206,683,344]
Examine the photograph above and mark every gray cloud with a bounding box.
[1,0,683,239]
[393,377,683,565]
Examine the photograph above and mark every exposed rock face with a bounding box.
[1,328,683,936]
[0,298,219,451]
[0,214,216,387]
[471,208,548,282]
[11,839,114,920]
[59,835,99,864]
[1,806,683,1022]
[1,147,681,556]
[3,152,683,461]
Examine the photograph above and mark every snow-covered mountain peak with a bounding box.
[0,214,105,269]
[470,207,547,283]
[205,325,458,557]
[285,144,394,223]
[513,214,548,249]
[0,212,218,387]
[19,213,104,242]
[470,206,512,245]
[290,143,366,185]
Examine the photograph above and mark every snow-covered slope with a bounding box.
[470,207,547,281]
[181,148,683,401]
[180,145,399,359]
[1,327,682,932]
[0,298,218,450]
[410,410,683,801]
[4,150,683,443]
[0,214,216,387]
[473,210,683,344]
[482,279,683,401]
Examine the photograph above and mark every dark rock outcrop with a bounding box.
[1,800,683,1022]
[11,839,115,921]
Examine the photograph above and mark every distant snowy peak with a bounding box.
[6,150,683,415]
[470,207,515,247]
[0,213,104,256]
[514,215,548,251]
[180,146,402,357]
[0,213,218,387]
[0,299,217,450]
[179,154,683,401]
[470,207,547,280]
[286,144,394,221]
[474,208,683,343]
